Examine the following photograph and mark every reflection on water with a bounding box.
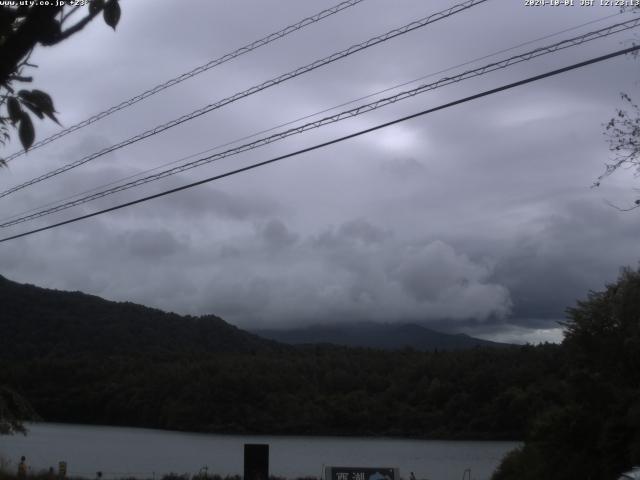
[0,423,519,480]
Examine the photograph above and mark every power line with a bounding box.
[0,0,489,199]
[2,18,638,228]
[3,17,637,227]
[1,45,637,244]
[2,0,366,162]
[1,10,624,226]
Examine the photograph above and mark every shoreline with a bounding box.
[18,422,523,444]
[1,423,517,480]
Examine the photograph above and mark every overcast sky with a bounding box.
[1,0,639,343]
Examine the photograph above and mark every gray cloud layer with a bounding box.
[1,0,639,342]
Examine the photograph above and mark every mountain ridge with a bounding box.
[0,274,278,358]
[1,274,507,356]
[252,320,510,351]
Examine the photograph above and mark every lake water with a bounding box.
[0,423,519,480]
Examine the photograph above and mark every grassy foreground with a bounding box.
[0,470,320,480]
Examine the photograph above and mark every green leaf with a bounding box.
[21,100,45,120]
[38,17,62,46]
[103,0,120,30]
[7,97,21,124]
[18,112,35,151]
[19,90,60,125]
[32,90,55,110]
[43,110,61,126]
[31,89,60,124]
[21,89,55,115]
[18,90,37,106]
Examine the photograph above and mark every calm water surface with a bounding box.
[0,423,519,480]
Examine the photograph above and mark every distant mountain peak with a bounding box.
[252,320,510,351]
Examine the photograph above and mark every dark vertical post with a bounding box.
[58,462,67,480]
[244,444,269,480]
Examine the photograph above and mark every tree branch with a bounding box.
[56,6,103,43]
[60,5,81,24]
[8,75,32,82]
[0,6,63,85]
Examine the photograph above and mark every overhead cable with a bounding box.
[0,0,489,199]
[2,18,638,228]
[1,44,637,244]
[1,9,624,226]
[2,0,367,162]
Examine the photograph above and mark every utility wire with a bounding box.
[2,0,366,162]
[1,10,624,226]
[1,45,637,244]
[2,18,638,228]
[0,0,489,199]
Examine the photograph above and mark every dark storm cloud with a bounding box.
[193,218,512,328]
[260,219,298,249]
[493,200,640,322]
[313,219,391,248]
[380,157,427,178]
[1,0,639,343]
[389,242,491,303]
[338,218,392,244]
[153,186,282,220]
[122,229,185,259]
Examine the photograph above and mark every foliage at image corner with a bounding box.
[597,92,640,209]
[492,266,640,480]
[0,0,122,437]
[0,385,38,435]
[0,0,121,163]
[594,5,640,209]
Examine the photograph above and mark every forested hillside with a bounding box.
[0,274,562,440]
[0,275,277,357]
[6,269,640,480]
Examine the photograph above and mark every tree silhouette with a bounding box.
[492,267,640,480]
[598,93,640,210]
[0,0,121,161]
[0,386,37,434]
[596,7,639,209]
[0,1,122,434]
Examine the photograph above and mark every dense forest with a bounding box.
[0,274,562,439]
[2,269,640,479]
[0,345,563,440]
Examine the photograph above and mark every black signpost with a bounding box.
[244,444,269,480]
[324,467,398,480]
